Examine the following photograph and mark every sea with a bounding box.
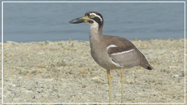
[2,1,185,42]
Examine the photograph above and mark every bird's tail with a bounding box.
[141,64,154,70]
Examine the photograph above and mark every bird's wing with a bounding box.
[107,45,134,55]
[105,36,152,69]
[107,45,141,68]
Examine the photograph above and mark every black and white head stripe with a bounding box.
[85,11,104,27]
[89,13,103,22]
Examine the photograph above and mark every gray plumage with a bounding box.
[69,11,153,103]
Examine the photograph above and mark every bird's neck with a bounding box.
[89,25,103,37]
[89,26,103,52]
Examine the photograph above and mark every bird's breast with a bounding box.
[90,41,118,70]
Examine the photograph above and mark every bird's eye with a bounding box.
[89,15,95,18]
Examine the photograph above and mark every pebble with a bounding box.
[172,74,179,78]
[115,94,121,97]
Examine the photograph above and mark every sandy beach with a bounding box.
[1,38,186,104]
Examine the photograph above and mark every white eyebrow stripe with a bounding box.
[107,44,117,51]
[90,13,103,22]
[111,49,135,55]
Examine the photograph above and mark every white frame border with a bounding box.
[1,1,186,105]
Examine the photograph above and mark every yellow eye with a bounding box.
[89,15,95,18]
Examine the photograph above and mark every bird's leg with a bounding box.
[107,70,112,103]
[121,69,124,103]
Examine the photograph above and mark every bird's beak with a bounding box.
[69,16,91,24]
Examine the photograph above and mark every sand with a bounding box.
[1,38,186,104]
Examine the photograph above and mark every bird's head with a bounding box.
[69,11,104,29]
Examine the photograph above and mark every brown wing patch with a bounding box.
[104,35,137,55]
[107,47,133,55]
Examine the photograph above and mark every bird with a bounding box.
[69,11,153,103]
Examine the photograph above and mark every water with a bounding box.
[2,2,185,42]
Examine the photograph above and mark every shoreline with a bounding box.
[1,37,185,43]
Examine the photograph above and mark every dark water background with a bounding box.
[2,1,185,42]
